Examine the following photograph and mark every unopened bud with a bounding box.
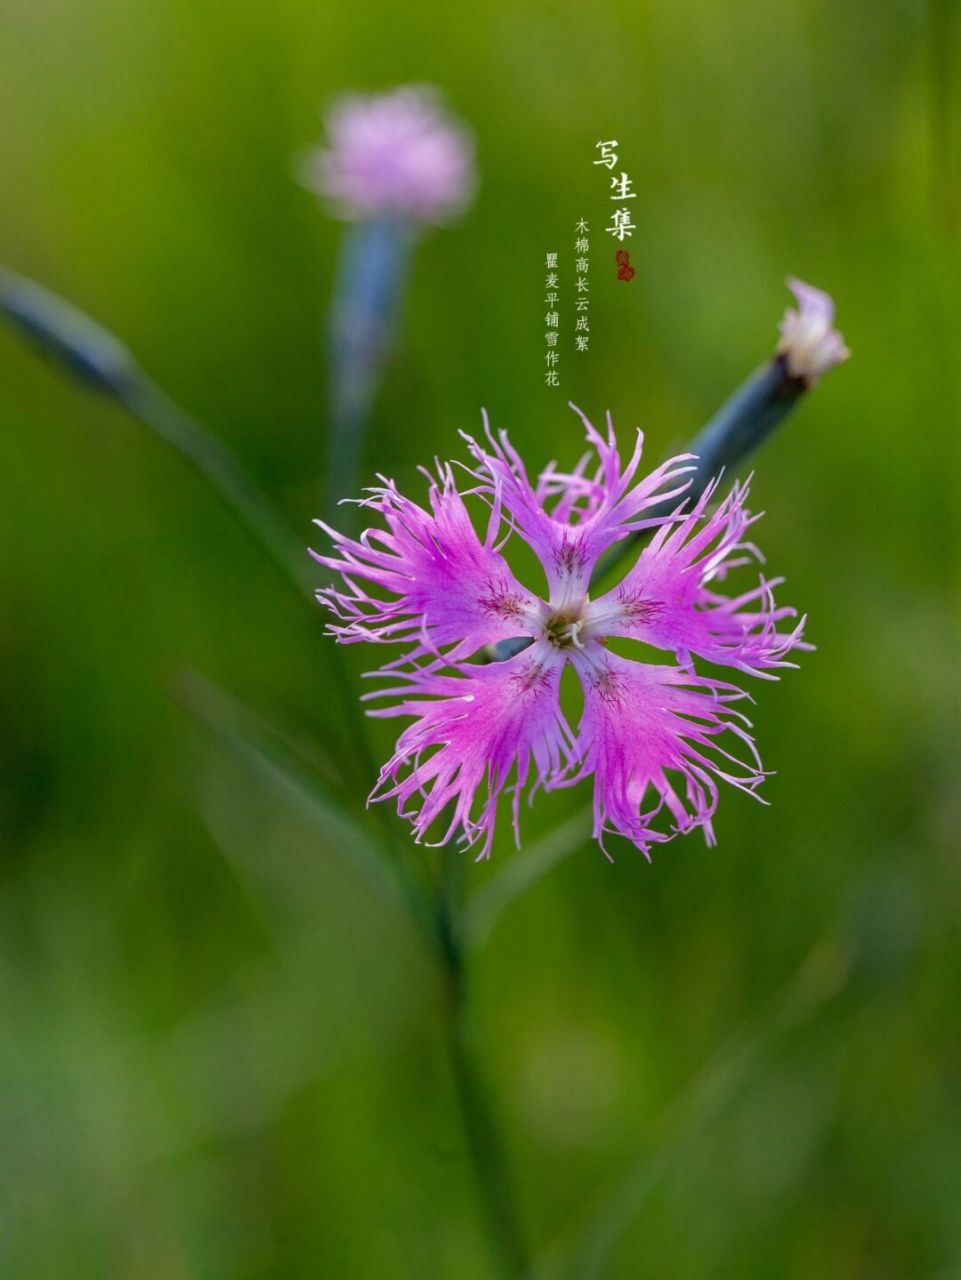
[777,277,850,385]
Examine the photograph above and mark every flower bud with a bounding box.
[777,277,850,385]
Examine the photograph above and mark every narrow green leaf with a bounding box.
[174,669,407,914]
[461,809,593,949]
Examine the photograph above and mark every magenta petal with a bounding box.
[465,405,694,606]
[367,641,575,856]
[313,462,541,664]
[313,408,808,859]
[302,85,476,225]
[567,646,766,858]
[586,478,808,676]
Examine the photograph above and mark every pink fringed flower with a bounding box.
[313,407,808,858]
[301,85,476,226]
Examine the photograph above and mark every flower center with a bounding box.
[545,610,586,650]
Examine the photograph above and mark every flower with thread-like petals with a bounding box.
[312,406,809,859]
[300,85,476,226]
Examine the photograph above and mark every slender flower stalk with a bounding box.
[0,267,312,595]
[300,85,477,517]
[322,216,414,521]
[300,88,508,1262]
[314,403,811,859]
[593,278,849,584]
[687,277,849,492]
[435,848,529,1277]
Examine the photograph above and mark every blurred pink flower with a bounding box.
[313,408,808,859]
[778,278,850,384]
[302,85,476,226]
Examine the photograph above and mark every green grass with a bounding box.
[1,0,959,1274]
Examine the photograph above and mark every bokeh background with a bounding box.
[2,0,960,1276]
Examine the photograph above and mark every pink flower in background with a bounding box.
[778,277,850,384]
[313,407,808,858]
[301,85,476,226]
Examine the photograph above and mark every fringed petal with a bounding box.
[566,646,766,858]
[585,476,809,677]
[312,461,542,664]
[367,641,576,856]
[463,404,694,608]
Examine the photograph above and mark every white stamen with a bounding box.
[559,620,586,649]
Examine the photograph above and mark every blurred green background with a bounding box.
[2,0,960,1276]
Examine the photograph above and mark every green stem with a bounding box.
[323,217,413,526]
[121,379,314,597]
[436,851,529,1279]
[593,355,804,587]
[113,377,407,831]
[120,379,402,831]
